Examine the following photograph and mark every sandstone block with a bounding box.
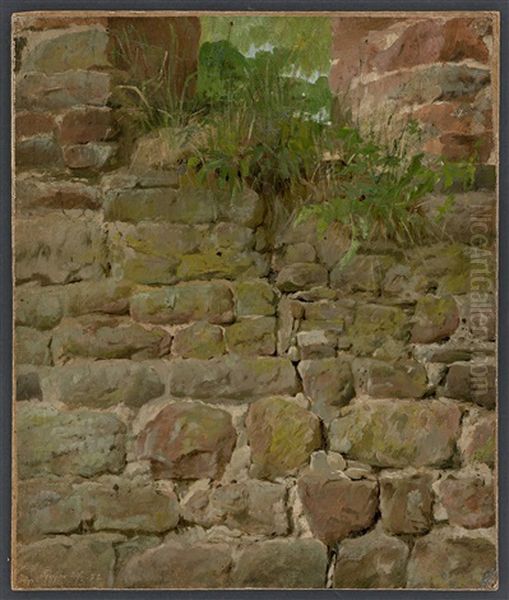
[40,360,164,408]
[15,326,51,365]
[333,527,409,588]
[16,175,101,211]
[298,358,354,422]
[130,282,234,325]
[276,262,328,292]
[246,396,321,479]
[298,471,378,544]
[232,539,327,588]
[172,321,225,359]
[136,401,236,479]
[16,135,63,169]
[433,466,495,529]
[380,469,435,534]
[458,409,495,466]
[116,540,232,588]
[235,279,277,316]
[168,356,298,400]
[348,303,409,355]
[225,317,276,355]
[407,526,496,589]
[176,249,269,281]
[411,295,460,343]
[15,212,107,285]
[58,106,113,144]
[353,358,427,398]
[445,360,496,408]
[330,399,461,467]
[17,402,126,478]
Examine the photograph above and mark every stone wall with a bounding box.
[13,15,497,590]
[330,14,497,164]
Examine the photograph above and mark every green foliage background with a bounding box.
[200,16,332,76]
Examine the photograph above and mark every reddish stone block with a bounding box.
[58,107,114,144]
[16,112,56,138]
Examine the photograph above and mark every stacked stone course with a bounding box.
[13,15,497,590]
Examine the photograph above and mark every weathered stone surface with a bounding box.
[273,242,316,270]
[58,106,113,144]
[17,402,126,478]
[130,282,234,325]
[22,28,109,73]
[16,366,44,401]
[232,539,328,588]
[331,255,393,293]
[116,540,232,588]
[15,212,107,285]
[458,409,495,466]
[423,191,496,244]
[51,315,171,362]
[114,536,160,575]
[17,479,82,542]
[330,399,461,467]
[40,360,164,408]
[182,479,288,535]
[411,295,460,343]
[172,321,225,359]
[409,243,471,296]
[168,356,298,400]
[276,262,328,292]
[16,111,56,138]
[16,174,101,211]
[17,476,179,541]
[296,329,336,359]
[15,534,119,589]
[63,142,116,170]
[246,397,321,479]
[433,466,495,529]
[333,527,409,588]
[304,299,355,326]
[298,470,378,544]
[234,279,277,316]
[15,326,51,365]
[136,402,236,479]
[348,303,409,355]
[15,285,64,329]
[15,134,63,169]
[225,317,276,355]
[16,70,111,111]
[298,358,354,422]
[445,360,496,408]
[104,187,216,224]
[353,359,428,398]
[380,469,435,534]
[201,221,255,252]
[177,249,268,281]
[80,476,180,532]
[220,187,265,228]
[108,221,200,284]
[407,526,497,589]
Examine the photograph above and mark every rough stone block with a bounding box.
[333,527,409,588]
[63,142,116,170]
[16,135,63,169]
[407,526,497,589]
[235,279,277,316]
[15,326,51,365]
[17,402,126,478]
[412,295,460,343]
[40,360,164,408]
[298,470,378,544]
[380,469,435,534]
[16,70,111,111]
[15,212,107,285]
[172,321,225,359]
[116,540,232,588]
[276,262,328,292]
[298,358,354,422]
[458,408,495,466]
[330,255,393,293]
[352,359,428,398]
[15,534,119,589]
[433,465,495,529]
[136,401,236,479]
[232,539,328,588]
[176,249,269,281]
[130,282,234,325]
[246,396,322,479]
[445,360,496,408]
[330,399,461,467]
[16,175,101,211]
[296,330,337,359]
[181,479,288,535]
[348,303,409,355]
[224,317,276,355]
[104,187,217,224]
[58,106,113,144]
